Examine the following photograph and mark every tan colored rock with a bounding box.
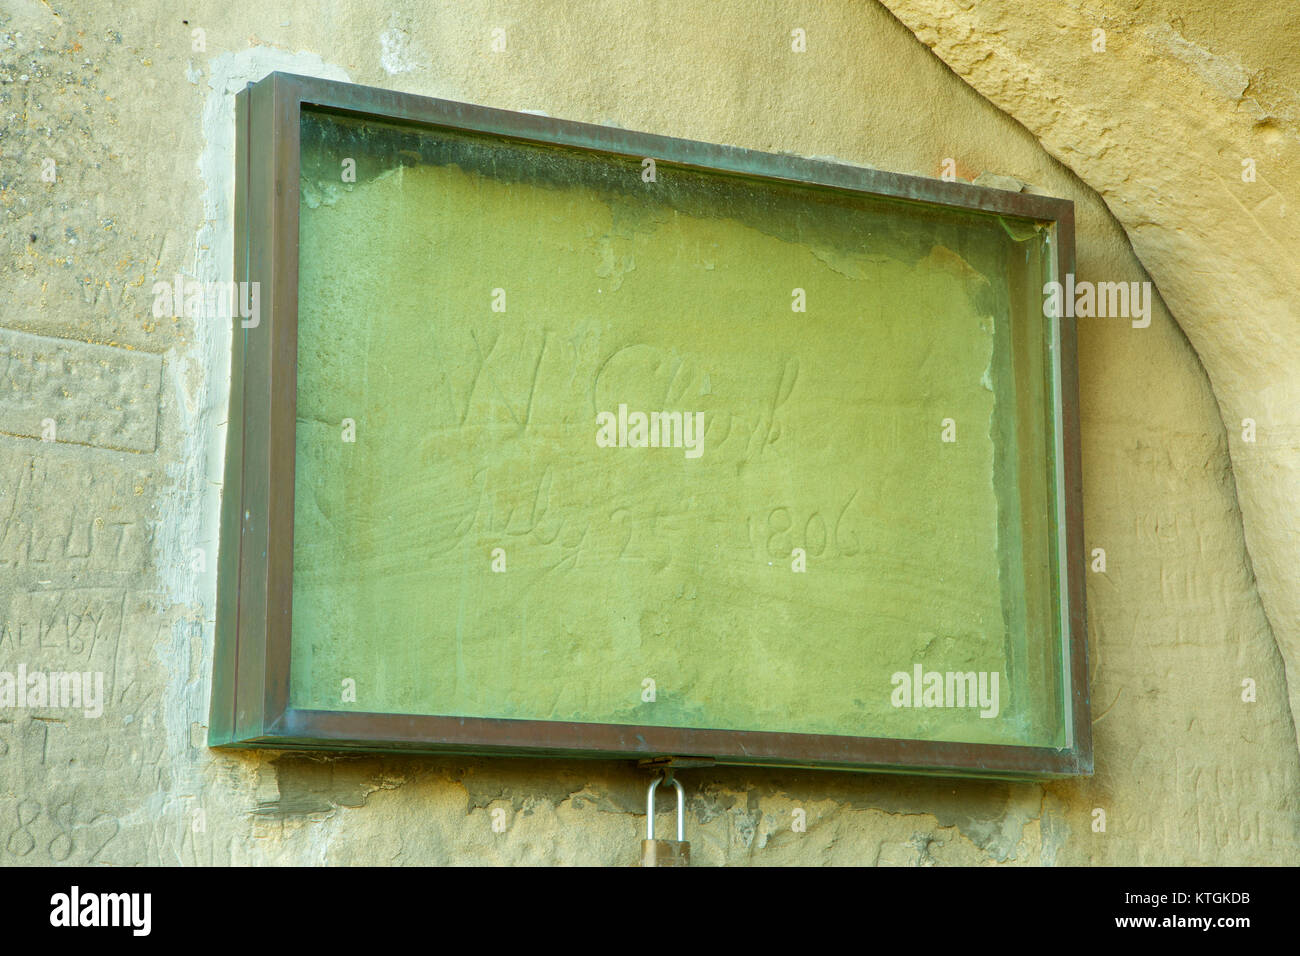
[0,0,1294,864]
[877,0,1300,756]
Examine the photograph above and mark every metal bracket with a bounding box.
[636,756,718,771]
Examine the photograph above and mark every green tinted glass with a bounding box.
[288,106,1066,751]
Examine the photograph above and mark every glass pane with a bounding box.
[290,107,1066,752]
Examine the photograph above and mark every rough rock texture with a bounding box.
[0,0,1295,864]
[877,0,1300,756]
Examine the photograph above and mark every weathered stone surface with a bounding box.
[0,0,1293,865]
[876,0,1300,760]
[0,329,161,453]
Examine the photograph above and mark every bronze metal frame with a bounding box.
[210,72,1091,778]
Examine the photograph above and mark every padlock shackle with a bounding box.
[646,774,685,842]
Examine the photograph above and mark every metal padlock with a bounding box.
[641,773,690,867]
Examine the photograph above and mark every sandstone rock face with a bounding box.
[0,0,1294,864]
[878,0,1300,755]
